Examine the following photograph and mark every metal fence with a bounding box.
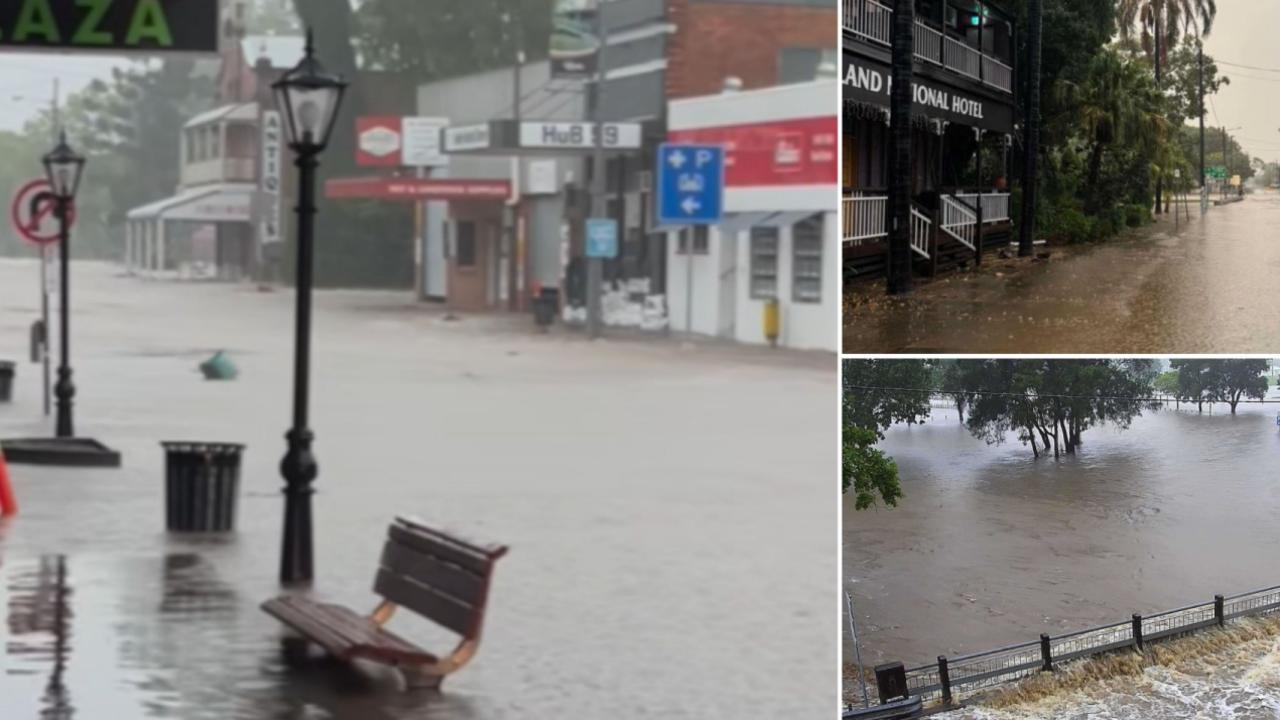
[900,584,1280,707]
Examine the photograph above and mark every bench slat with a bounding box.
[262,596,436,664]
[380,536,486,607]
[374,568,478,637]
[388,523,493,577]
[396,516,509,559]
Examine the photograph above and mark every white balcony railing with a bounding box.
[943,36,982,79]
[843,193,889,246]
[983,56,1013,93]
[955,192,1012,223]
[940,195,978,250]
[910,206,932,259]
[913,21,943,65]
[845,3,1013,95]
[843,0,892,46]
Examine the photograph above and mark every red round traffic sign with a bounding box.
[10,178,74,247]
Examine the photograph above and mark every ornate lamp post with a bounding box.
[42,132,85,439]
[272,31,347,584]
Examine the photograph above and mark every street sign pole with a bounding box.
[656,143,725,337]
[40,246,50,416]
[586,4,608,340]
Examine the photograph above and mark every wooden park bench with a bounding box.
[261,516,508,690]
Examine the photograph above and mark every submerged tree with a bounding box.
[844,426,901,510]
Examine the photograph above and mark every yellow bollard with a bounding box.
[763,298,780,348]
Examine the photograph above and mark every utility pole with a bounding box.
[886,0,915,294]
[1153,13,1163,214]
[1018,0,1043,256]
[508,10,524,313]
[1198,42,1207,214]
[585,5,608,338]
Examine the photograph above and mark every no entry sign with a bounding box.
[10,178,73,246]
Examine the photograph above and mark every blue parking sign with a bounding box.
[657,143,724,226]
[586,218,618,259]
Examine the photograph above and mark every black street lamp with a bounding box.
[42,131,85,439]
[272,30,347,585]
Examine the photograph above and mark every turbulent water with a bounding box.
[940,617,1280,719]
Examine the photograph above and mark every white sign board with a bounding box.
[526,160,559,195]
[444,123,492,153]
[259,110,283,245]
[402,116,450,167]
[519,122,643,150]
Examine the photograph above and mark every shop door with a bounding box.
[448,219,492,312]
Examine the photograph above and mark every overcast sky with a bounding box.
[0,1,1277,159]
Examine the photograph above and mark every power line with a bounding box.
[1215,59,1280,74]
[845,385,1280,405]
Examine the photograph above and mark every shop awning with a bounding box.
[127,184,254,223]
[717,212,776,235]
[758,210,818,228]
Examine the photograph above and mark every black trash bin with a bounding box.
[162,442,244,532]
[533,287,560,329]
[0,361,14,403]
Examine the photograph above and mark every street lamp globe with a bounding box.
[42,130,85,201]
[272,29,347,153]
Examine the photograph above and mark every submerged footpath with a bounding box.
[940,616,1280,719]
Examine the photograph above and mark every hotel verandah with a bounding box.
[842,0,1019,281]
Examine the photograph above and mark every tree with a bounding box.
[842,360,933,436]
[1171,358,1214,412]
[1117,0,1218,212]
[1211,359,1268,414]
[1154,369,1182,407]
[1019,0,1044,255]
[844,426,902,510]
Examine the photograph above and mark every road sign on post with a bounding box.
[657,143,724,226]
[10,179,73,246]
[1207,166,1228,181]
[585,218,618,259]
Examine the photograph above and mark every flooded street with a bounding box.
[844,192,1280,353]
[0,259,835,718]
[845,396,1280,672]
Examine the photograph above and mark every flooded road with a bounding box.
[844,192,1280,353]
[0,259,835,718]
[844,396,1280,673]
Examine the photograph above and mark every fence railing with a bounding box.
[943,36,982,80]
[955,192,1012,224]
[843,193,889,246]
[983,55,1014,93]
[843,0,892,46]
[940,195,977,250]
[899,583,1280,708]
[909,206,932,259]
[913,21,943,65]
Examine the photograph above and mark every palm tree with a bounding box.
[1117,0,1217,212]
[1018,0,1043,257]
[886,0,915,295]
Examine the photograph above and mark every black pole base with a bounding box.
[1,437,122,468]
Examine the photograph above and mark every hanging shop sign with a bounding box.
[841,52,1014,134]
[0,0,218,54]
[550,0,600,79]
[518,121,642,150]
[259,110,283,245]
[442,119,645,156]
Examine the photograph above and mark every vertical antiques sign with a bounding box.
[259,110,283,245]
[0,0,218,53]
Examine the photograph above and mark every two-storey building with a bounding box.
[842,0,1018,280]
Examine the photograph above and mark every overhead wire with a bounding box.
[844,385,1280,405]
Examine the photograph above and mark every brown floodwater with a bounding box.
[844,192,1280,353]
[845,395,1280,672]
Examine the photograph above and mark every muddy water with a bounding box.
[845,395,1280,676]
[844,192,1280,353]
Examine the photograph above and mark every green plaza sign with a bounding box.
[0,0,217,53]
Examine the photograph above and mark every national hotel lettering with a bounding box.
[842,0,1019,280]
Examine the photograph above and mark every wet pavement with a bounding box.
[843,192,1280,353]
[0,259,836,718]
[844,396,1280,673]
